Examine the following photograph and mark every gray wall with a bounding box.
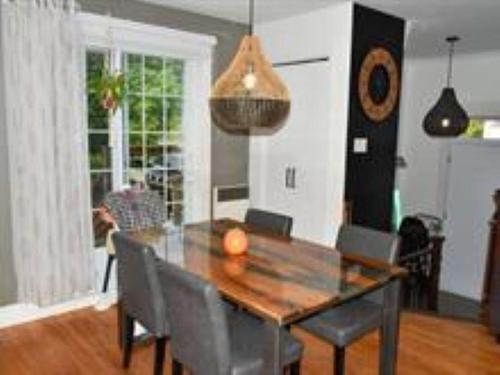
[80,0,250,188]
[0,4,18,306]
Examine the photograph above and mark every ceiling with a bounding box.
[140,0,500,58]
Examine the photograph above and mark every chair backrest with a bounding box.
[104,190,167,231]
[157,261,231,375]
[244,208,293,237]
[336,224,400,264]
[336,224,400,304]
[112,232,168,336]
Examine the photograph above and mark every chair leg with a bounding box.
[117,300,124,348]
[172,358,183,375]
[290,360,301,375]
[102,254,115,293]
[154,337,167,375]
[122,314,135,368]
[334,346,345,375]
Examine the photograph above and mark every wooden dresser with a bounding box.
[481,189,500,343]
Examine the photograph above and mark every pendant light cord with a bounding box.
[446,41,454,87]
[248,0,255,35]
[446,36,459,87]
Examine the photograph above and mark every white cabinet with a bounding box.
[249,61,339,245]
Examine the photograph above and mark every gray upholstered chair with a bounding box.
[244,208,293,237]
[297,224,400,375]
[157,260,303,375]
[113,232,170,375]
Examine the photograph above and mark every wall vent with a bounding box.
[212,185,249,221]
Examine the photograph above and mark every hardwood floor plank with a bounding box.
[1,307,499,374]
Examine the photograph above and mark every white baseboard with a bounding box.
[0,295,92,329]
[0,291,120,329]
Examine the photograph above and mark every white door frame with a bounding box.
[80,13,216,223]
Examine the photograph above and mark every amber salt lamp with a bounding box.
[223,228,249,256]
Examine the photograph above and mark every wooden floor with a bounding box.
[1,307,499,374]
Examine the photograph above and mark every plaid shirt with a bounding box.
[103,190,167,231]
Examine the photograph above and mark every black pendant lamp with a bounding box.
[210,0,290,132]
[423,36,469,137]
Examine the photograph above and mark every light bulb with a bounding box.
[243,71,257,90]
[442,118,451,128]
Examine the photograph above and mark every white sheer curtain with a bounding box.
[1,0,93,306]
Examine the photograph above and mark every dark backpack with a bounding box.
[398,216,430,257]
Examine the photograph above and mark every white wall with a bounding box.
[442,140,500,299]
[399,50,500,217]
[250,3,353,244]
[398,57,447,218]
[399,50,500,299]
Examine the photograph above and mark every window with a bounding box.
[484,120,500,139]
[85,50,186,224]
[123,53,185,225]
[86,50,112,209]
[464,118,500,140]
[82,13,214,247]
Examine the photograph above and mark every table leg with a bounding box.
[263,321,282,375]
[380,278,402,375]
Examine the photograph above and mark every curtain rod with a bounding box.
[272,57,330,68]
[1,0,76,12]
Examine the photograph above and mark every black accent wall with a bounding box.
[344,4,405,231]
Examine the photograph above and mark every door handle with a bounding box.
[285,167,297,189]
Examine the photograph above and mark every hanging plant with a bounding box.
[89,68,125,114]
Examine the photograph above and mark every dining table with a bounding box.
[126,219,407,375]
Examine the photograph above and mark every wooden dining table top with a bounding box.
[127,219,406,326]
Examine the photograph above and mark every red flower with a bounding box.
[101,90,117,111]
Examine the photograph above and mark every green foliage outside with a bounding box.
[125,54,184,134]
[464,119,484,139]
[86,51,185,176]
[86,50,185,226]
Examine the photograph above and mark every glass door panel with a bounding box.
[123,52,185,227]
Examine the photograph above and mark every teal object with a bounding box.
[392,188,402,232]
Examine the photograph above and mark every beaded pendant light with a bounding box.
[210,0,290,132]
[423,36,469,137]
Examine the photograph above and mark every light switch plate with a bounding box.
[353,138,368,154]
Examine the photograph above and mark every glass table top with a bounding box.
[127,219,405,325]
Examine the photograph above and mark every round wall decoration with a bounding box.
[358,47,400,123]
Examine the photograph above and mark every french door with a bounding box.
[86,48,187,243]
[82,14,215,247]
